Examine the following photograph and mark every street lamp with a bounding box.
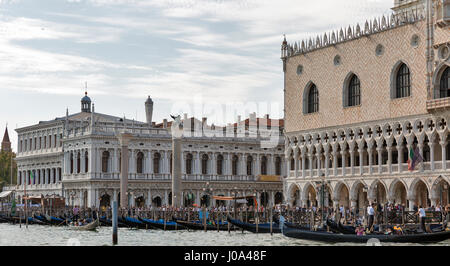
[315,174,330,227]
[202,182,213,208]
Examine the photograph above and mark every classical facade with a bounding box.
[282,0,450,211]
[6,93,285,208]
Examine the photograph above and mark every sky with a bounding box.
[0,0,393,151]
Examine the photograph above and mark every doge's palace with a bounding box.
[282,0,450,211]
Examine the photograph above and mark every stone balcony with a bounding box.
[426,97,450,111]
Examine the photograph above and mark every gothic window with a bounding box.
[306,84,319,114]
[275,157,282,175]
[70,153,74,174]
[102,151,110,173]
[247,156,253,176]
[440,67,450,98]
[186,153,193,174]
[290,158,295,171]
[261,156,268,175]
[58,168,62,181]
[85,151,88,173]
[153,152,161,174]
[49,135,52,148]
[202,154,209,175]
[170,154,173,173]
[77,152,81,173]
[136,152,144,174]
[232,155,238,175]
[347,75,361,106]
[396,63,411,98]
[217,155,224,175]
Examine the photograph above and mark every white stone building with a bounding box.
[6,93,285,208]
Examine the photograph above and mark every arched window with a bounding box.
[186,153,193,174]
[261,156,267,175]
[70,153,74,174]
[217,155,224,175]
[247,156,253,176]
[136,152,144,174]
[275,156,282,175]
[153,153,161,174]
[290,157,295,171]
[202,154,209,175]
[396,63,411,98]
[102,151,110,173]
[347,75,361,106]
[232,155,239,175]
[305,84,319,114]
[84,151,88,173]
[440,67,450,98]
[77,152,81,174]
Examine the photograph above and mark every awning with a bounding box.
[0,191,12,198]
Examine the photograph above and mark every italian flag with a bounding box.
[407,146,423,171]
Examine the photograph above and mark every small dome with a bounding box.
[81,92,91,103]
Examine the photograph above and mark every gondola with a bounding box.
[69,219,99,231]
[281,222,450,243]
[119,216,150,229]
[326,219,356,234]
[227,217,281,233]
[33,214,67,226]
[174,219,233,231]
[98,216,132,228]
[138,217,185,230]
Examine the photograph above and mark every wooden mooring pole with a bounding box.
[112,201,118,246]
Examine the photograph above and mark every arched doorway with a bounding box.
[152,196,162,207]
[274,192,283,205]
[168,192,172,206]
[336,183,350,208]
[135,196,145,208]
[391,180,407,206]
[260,192,269,207]
[100,194,111,208]
[306,184,317,208]
[288,184,300,207]
[415,180,430,208]
[353,182,368,210]
[371,181,387,204]
[432,179,450,207]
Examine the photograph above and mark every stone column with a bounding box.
[429,140,435,171]
[301,149,306,178]
[377,145,383,174]
[387,145,393,174]
[308,152,314,178]
[349,149,355,176]
[341,148,346,177]
[316,149,321,177]
[118,133,133,208]
[324,145,330,177]
[332,144,338,176]
[367,142,373,175]
[418,142,424,172]
[358,142,364,175]
[172,137,183,208]
[441,140,447,170]
[293,149,299,178]
[397,144,403,173]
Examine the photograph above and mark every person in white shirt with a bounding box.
[367,204,375,232]
[416,206,426,232]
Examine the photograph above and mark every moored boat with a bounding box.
[282,222,450,243]
[227,217,281,233]
[174,219,232,231]
[138,217,185,230]
[119,216,149,229]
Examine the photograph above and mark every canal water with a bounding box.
[0,224,448,246]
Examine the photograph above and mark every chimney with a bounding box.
[265,114,269,119]
[202,117,207,125]
[152,122,156,127]
[163,119,167,129]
